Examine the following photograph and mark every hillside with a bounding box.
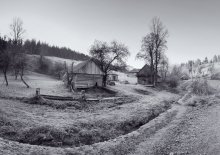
[26,54,82,71]
[180,62,220,79]
[23,39,90,61]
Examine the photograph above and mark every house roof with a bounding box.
[137,64,161,78]
[72,60,88,73]
[129,69,140,73]
[72,59,103,74]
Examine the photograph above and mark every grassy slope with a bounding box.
[0,72,72,97]
[0,72,181,154]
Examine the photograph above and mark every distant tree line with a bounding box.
[23,39,90,61]
[182,55,220,67]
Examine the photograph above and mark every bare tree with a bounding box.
[137,17,168,86]
[90,40,130,86]
[10,17,25,41]
[9,18,29,87]
[0,36,10,86]
[137,33,155,84]
[10,17,26,79]
[151,17,168,85]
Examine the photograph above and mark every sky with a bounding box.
[0,0,220,68]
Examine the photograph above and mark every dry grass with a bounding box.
[185,95,218,107]
[190,79,214,95]
[0,99,173,148]
[0,72,180,154]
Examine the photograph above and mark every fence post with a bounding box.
[36,88,40,97]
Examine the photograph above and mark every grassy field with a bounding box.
[0,72,182,155]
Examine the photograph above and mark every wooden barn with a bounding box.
[137,64,161,85]
[70,59,104,89]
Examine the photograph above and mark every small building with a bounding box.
[107,71,119,81]
[70,59,104,89]
[137,64,161,85]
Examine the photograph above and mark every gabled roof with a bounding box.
[72,59,104,75]
[137,64,161,78]
[72,60,88,73]
[137,64,151,77]
[129,69,140,73]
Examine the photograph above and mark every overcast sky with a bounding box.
[0,0,220,68]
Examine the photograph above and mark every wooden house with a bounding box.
[70,59,104,89]
[137,64,161,85]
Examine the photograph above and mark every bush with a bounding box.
[190,79,213,95]
[211,73,220,80]
[186,95,217,107]
[167,76,179,88]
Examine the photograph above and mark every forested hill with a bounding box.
[23,39,90,61]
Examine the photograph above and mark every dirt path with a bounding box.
[153,103,220,155]
[129,101,220,155]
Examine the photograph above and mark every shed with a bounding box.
[107,71,119,81]
[70,59,104,89]
[137,64,161,85]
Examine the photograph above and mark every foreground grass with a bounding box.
[0,98,173,148]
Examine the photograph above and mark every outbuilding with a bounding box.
[137,64,161,85]
[69,59,104,89]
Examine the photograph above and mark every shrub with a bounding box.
[167,76,179,88]
[190,79,213,95]
[211,73,220,80]
[186,95,218,107]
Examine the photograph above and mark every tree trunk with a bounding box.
[103,74,107,87]
[150,59,154,85]
[20,75,29,88]
[20,68,29,88]
[14,69,19,80]
[3,71,8,86]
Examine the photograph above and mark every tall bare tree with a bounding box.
[137,33,155,84]
[10,17,25,41]
[151,17,168,85]
[9,17,29,88]
[90,40,130,86]
[137,17,168,86]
